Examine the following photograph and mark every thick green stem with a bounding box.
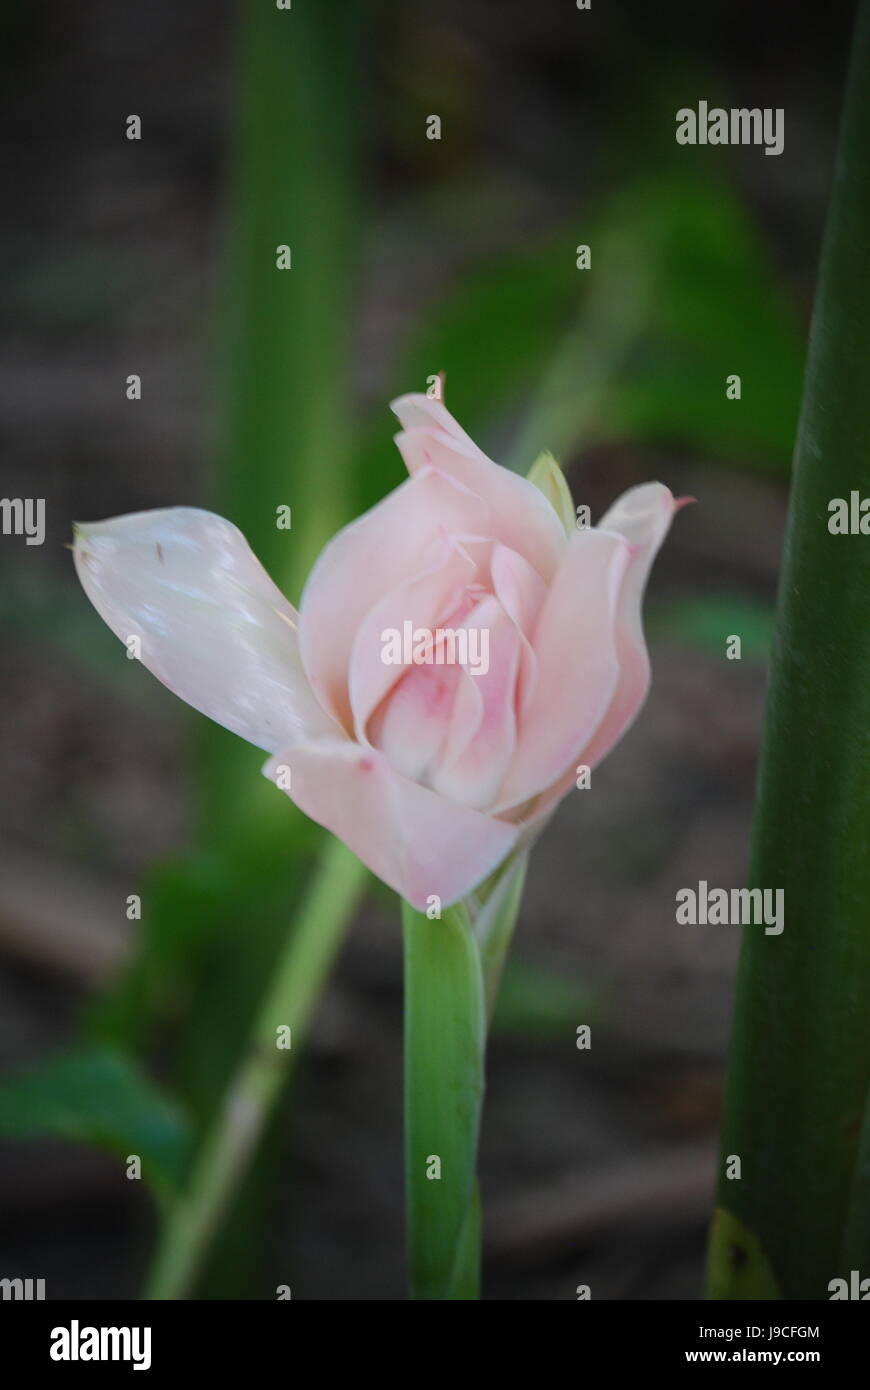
[144,839,366,1300]
[709,2,870,1299]
[402,900,486,1300]
[449,1183,482,1300]
[401,858,527,1300]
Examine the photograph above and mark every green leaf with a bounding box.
[0,1047,190,1203]
[93,0,368,1298]
[202,0,364,836]
[214,0,362,601]
[711,2,870,1299]
[842,1087,870,1270]
[447,1182,482,1300]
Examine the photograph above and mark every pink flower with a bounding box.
[74,394,679,909]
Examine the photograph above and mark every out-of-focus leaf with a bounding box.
[491,960,600,1041]
[118,0,367,1299]
[711,3,870,1298]
[356,229,579,509]
[606,174,804,470]
[0,1047,190,1203]
[648,595,774,661]
[0,565,163,699]
[92,0,365,1091]
[201,0,365,842]
[87,837,315,1123]
[214,0,362,599]
[361,169,802,511]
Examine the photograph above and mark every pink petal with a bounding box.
[299,467,487,732]
[494,528,631,812]
[371,658,463,784]
[348,535,477,743]
[391,394,567,582]
[432,597,522,810]
[582,483,678,769]
[74,508,337,753]
[489,544,547,640]
[490,543,547,714]
[263,740,518,909]
[387,392,487,458]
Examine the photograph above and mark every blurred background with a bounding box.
[0,0,858,1298]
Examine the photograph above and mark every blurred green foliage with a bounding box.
[492,959,601,1040]
[713,1,870,1297]
[359,170,803,507]
[0,1047,190,1208]
[649,595,775,661]
[0,0,813,1300]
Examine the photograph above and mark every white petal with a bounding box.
[74,507,337,752]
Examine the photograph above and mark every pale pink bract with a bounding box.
[74,394,679,908]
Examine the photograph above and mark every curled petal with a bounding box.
[494,528,631,812]
[299,467,487,731]
[348,535,477,743]
[264,740,518,909]
[372,657,464,785]
[582,483,678,768]
[74,508,337,753]
[432,597,522,810]
[391,394,567,582]
[387,392,487,459]
[490,543,547,714]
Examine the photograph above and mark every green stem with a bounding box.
[709,1,870,1299]
[144,839,366,1300]
[402,900,486,1301]
[449,1183,482,1300]
[401,858,527,1300]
